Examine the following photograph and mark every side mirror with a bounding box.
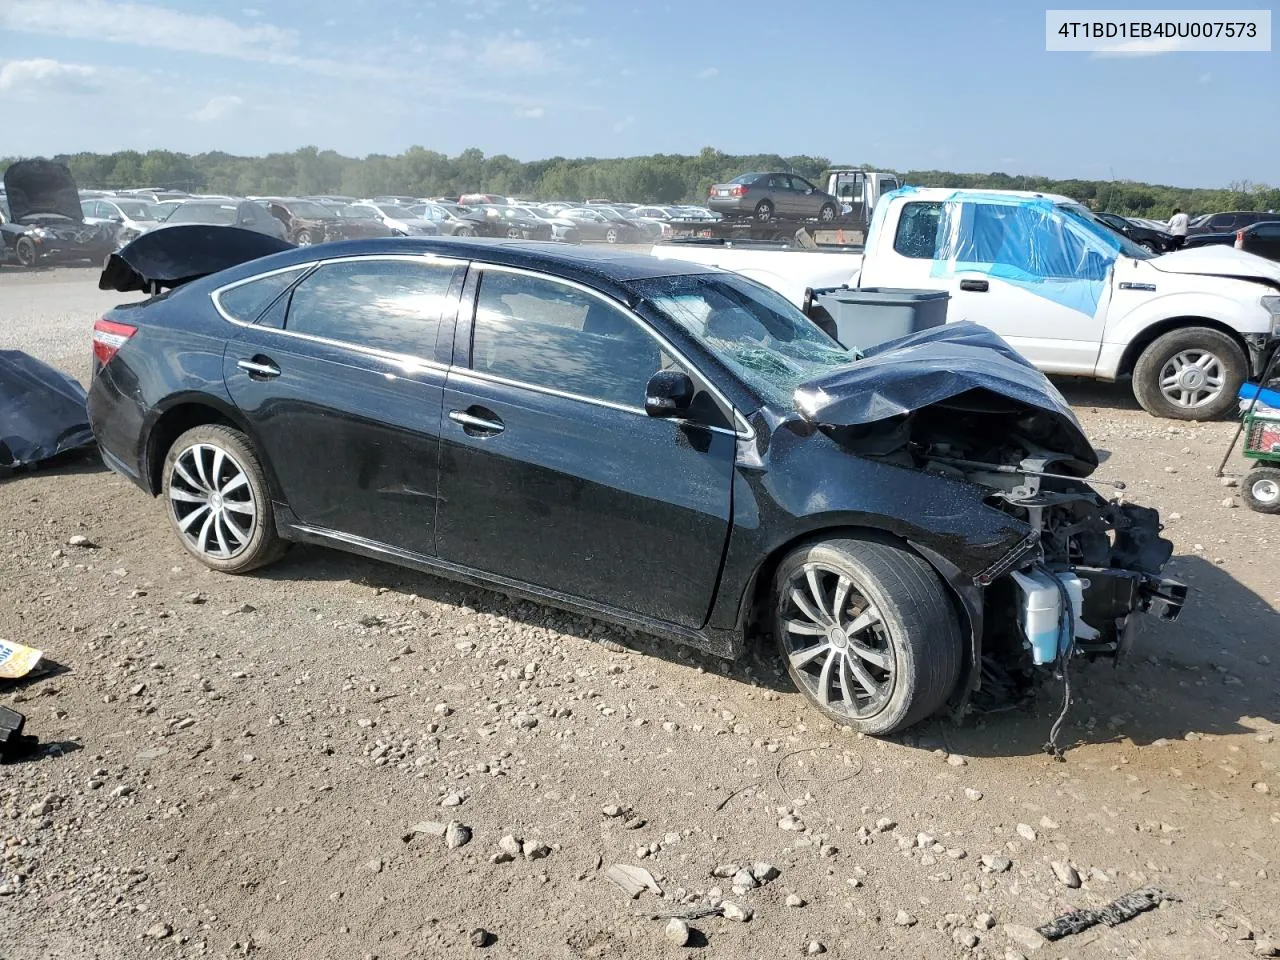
[645,370,695,418]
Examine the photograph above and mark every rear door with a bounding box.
[434,265,737,628]
[221,254,465,556]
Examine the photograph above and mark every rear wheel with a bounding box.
[1131,326,1247,421]
[819,203,837,222]
[604,227,620,244]
[506,226,523,239]
[772,537,962,735]
[754,200,774,222]
[162,425,286,574]
[1242,467,1280,513]
[14,237,37,268]
[454,225,475,237]
[295,229,314,246]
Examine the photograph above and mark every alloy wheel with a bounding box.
[778,563,894,720]
[1158,349,1225,409]
[167,443,257,560]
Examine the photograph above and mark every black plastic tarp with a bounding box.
[794,320,1098,471]
[100,224,294,293]
[0,351,95,469]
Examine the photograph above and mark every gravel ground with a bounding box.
[1,266,1278,960]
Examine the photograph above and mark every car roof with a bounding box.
[232,236,716,290]
[895,187,1077,205]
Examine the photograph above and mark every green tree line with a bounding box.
[3,146,1276,219]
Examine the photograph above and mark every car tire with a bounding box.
[455,226,475,237]
[161,424,287,574]
[772,536,962,735]
[1242,467,1280,514]
[1131,326,1247,421]
[295,229,314,246]
[1140,241,1158,253]
[754,200,774,222]
[14,237,38,268]
[819,203,837,222]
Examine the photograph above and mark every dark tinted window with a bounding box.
[216,268,308,324]
[792,177,815,192]
[893,201,943,258]
[169,203,237,225]
[285,258,456,357]
[1209,214,1235,230]
[1250,223,1280,239]
[471,270,669,408]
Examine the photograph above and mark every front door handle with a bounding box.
[237,357,281,379]
[449,409,505,435]
[959,279,989,292]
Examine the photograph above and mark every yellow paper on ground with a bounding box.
[0,638,44,678]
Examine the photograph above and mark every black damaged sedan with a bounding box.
[87,233,1185,734]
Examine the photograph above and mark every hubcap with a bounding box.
[1159,350,1224,408]
[780,563,894,720]
[297,234,312,246]
[1253,477,1280,504]
[168,443,257,559]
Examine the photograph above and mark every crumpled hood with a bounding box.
[99,224,294,292]
[0,350,94,468]
[3,159,84,222]
[794,321,1098,472]
[1149,245,1280,285]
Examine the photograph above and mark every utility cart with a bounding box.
[1239,382,1280,513]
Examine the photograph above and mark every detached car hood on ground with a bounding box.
[794,321,1099,472]
[1150,245,1280,285]
[2,159,85,222]
[99,224,294,292]
[0,350,95,469]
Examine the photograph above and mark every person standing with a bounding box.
[1167,207,1189,249]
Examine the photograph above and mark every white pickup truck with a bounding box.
[651,187,1280,420]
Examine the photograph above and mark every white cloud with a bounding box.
[0,57,99,95]
[478,35,555,74]
[193,94,243,122]
[0,0,300,63]
[1090,36,1189,57]
[518,106,546,119]
[695,66,719,79]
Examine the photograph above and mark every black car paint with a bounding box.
[1096,212,1175,253]
[1183,221,1280,262]
[1,160,117,266]
[88,237,1062,668]
[263,200,393,244]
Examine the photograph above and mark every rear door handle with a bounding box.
[959,279,989,292]
[237,358,281,379]
[449,409,505,435]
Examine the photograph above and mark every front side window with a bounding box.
[471,270,670,408]
[284,258,456,357]
[215,267,309,324]
[893,201,943,259]
[632,272,850,408]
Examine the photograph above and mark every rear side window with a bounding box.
[470,270,669,408]
[215,268,308,323]
[1209,214,1235,230]
[284,258,456,357]
[893,201,943,258]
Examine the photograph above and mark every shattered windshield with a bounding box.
[631,273,854,407]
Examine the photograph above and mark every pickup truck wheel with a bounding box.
[754,200,774,222]
[1242,467,1280,513]
[772,537,962,736]
[1132,327,1247,420]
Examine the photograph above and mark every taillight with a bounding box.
[1236,229,1245,248]
[93,318,137,368]
[731,185,747,197]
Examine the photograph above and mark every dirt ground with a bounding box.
[1,266,1277,960]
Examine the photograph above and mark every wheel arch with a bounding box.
[142,396,278,499]
[1115,315,1250,379]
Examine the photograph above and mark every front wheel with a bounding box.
[754,200,774,222]
[295,229,314,246]
[1131,326,1247,420]
[1243,467,1280,513]
[162,425,287,574]
[604,227,620,244]
[14,237,38,267]
[772,537,962,735]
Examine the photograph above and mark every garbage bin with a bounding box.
[807,287,950,351]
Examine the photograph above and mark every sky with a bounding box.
[0,0,1276,188]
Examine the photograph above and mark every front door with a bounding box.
[222,254,464,556]
[434,266,736,628]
